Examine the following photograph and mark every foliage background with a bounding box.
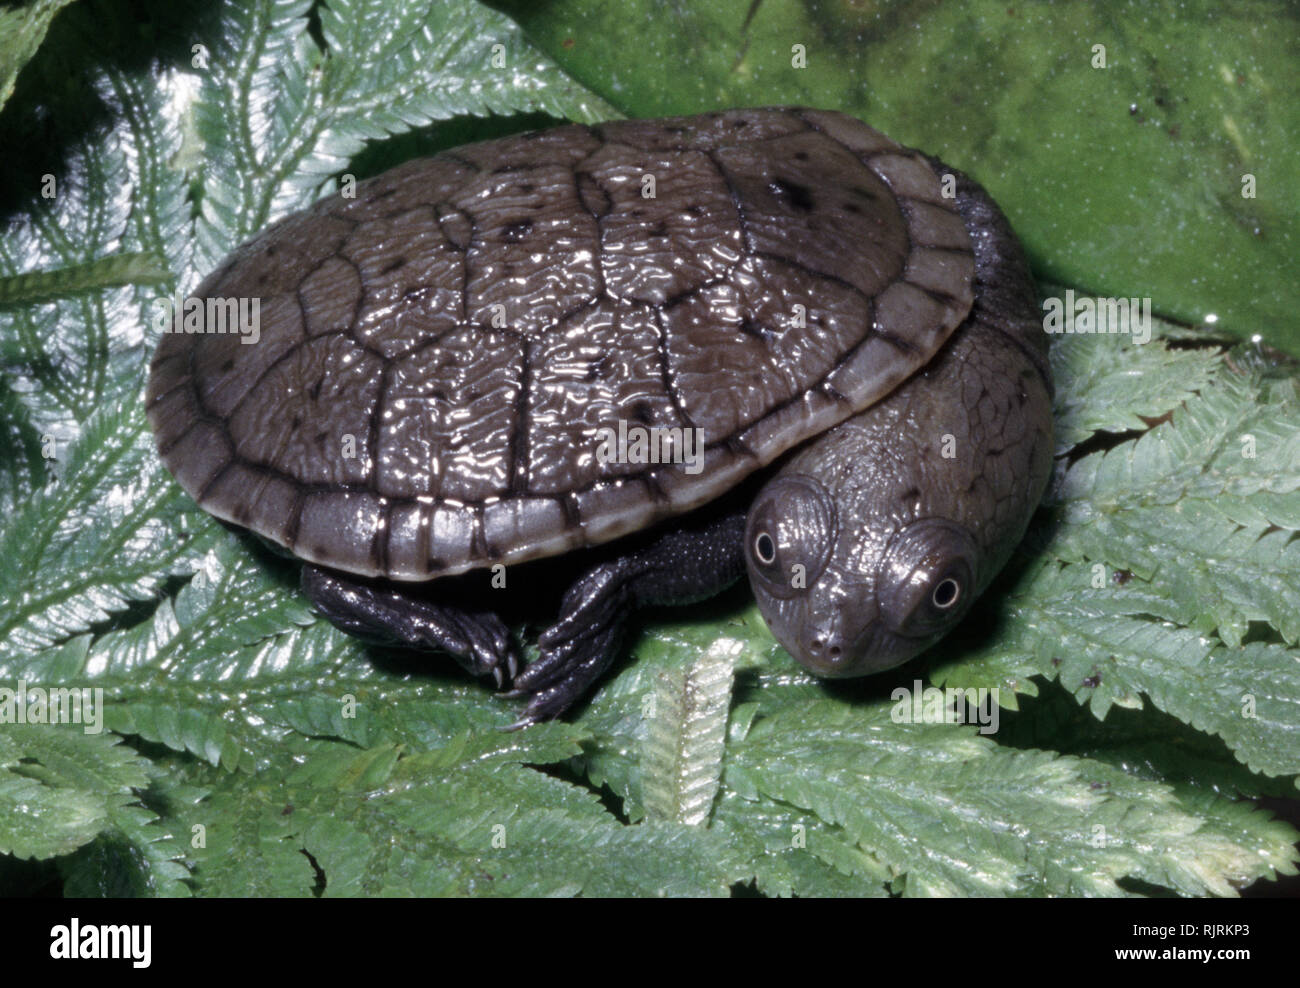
[0,0,1297,896]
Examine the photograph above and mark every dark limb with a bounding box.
[301,564,517,686]
[504,507,748,727]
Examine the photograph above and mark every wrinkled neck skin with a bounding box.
[746,162,1054,678]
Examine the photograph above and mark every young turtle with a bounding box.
[146,108,1053,726]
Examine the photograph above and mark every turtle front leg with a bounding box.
[506,508,748,727]
[301,565,518,686]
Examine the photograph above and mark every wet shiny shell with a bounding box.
[146,108,975,580]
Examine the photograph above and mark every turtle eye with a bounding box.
[744,475,837,600]
[931,576,961,609]
[877,519,979,637]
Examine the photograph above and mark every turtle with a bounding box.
[145,107,1054,727]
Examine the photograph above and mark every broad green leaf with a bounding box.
[502,0,1300,352]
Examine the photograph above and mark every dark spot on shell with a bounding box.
[851,186,878,201]
[310,379,323,400]
[220,358,235,373]
[794,151,809,161]
[502,218,533,243]
[631,400,655,424]
[738,317,770,340]
[648,221,669,237]
[519,183,535,194]
[1112,569,1133,585]
[379,256,406,275]
[769,177,815,212]
[1081,673,1101,688]
[732,118,749,128]
[844,202,863,214]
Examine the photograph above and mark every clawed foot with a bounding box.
[441,607,518,688]
[301,565,518,688]
[498,567,631,729]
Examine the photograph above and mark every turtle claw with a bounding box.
[301,564,516,688]
[507,613,624,723]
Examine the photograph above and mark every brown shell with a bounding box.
[146,108,975,580]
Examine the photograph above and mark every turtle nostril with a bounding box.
[805,632,845,664]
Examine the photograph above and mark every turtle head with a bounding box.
[744,439,982,679]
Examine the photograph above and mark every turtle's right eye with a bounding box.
[744,475,837,600]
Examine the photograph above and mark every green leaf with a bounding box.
[0,252,170,306]
[185,733,733,897]
[502,0,1300,352]
[0,0,78,113]
[0,392,220,656]
[0,723,150,860]
[641,637,739,826]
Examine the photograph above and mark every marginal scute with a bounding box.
[897,199,972,250]
[868,152,955,205]
[905,247,978,299]
[146,108,976,580]
[200,463,298,541]
[296,491,384,568]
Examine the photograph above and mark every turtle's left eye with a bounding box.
[744,475,837,600]
[876,519,979,637]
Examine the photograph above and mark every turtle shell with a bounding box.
[146,108,975,580]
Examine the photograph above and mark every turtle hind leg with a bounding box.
[505,507,748,728]
[301,564,517,687]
